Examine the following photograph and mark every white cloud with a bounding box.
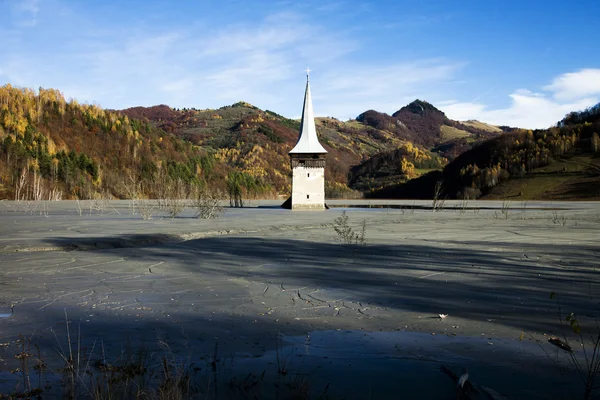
[441,69,600,129]
[0,3,465,118]
[0,1,467,116]
[544,69,600,101]
[7,4,595,130]
[441,94,598,129]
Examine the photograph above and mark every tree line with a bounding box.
[0,84,274,203]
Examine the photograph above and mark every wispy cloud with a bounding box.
[10,0,41,27]
[4,5,452,116]
[1,1,597,130]
[543,69,600,101]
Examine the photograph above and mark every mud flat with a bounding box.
[0,200,599,398]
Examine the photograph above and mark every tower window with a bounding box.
[307,194,310,199]
[307,173,310,177]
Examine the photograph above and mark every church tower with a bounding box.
[288,70,327,210]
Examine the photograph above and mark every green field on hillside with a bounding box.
[414,168,437,176]
[461,120,503,133]
[481,154,600,200]
[440,125,471,142]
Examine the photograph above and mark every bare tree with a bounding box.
[75,198,84,216]
[164,179,188,219]
[138,199,159,220]
[89,190,120,216]
[15,167,28,201]
[193,188,224,219]
[123,172,141,215]
[32,171,44,201]
[154,168,171,209]
[48,188,62,201]
[432,180,446,212]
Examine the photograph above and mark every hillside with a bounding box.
[0,85,268,201]
[368,102,600,201]
[348,143,446,192]
[480,154,600,200]
[460,120,503,133]
[120,102,420,198]
[347,100,500,191]
[0,83,506,202]
[356,100,500,155]
[120,102,418,196]
[122,99,500,196]
[0,85,418,200]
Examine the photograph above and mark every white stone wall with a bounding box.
[291,166,325,210]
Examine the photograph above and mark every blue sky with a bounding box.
[1,0,599,128]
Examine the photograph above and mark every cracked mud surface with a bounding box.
[0,200,599,399]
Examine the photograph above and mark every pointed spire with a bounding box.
[289,72,327,154]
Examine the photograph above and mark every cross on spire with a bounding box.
[305,67,311,81]
[289,67,326,155]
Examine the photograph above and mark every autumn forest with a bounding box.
[1,84,599,202]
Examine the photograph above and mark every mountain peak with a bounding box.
[393,99,445,118]
[229,101,259,109]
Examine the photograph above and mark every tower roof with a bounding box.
[289,72,327,154]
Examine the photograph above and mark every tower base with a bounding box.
[281,196,328,210]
